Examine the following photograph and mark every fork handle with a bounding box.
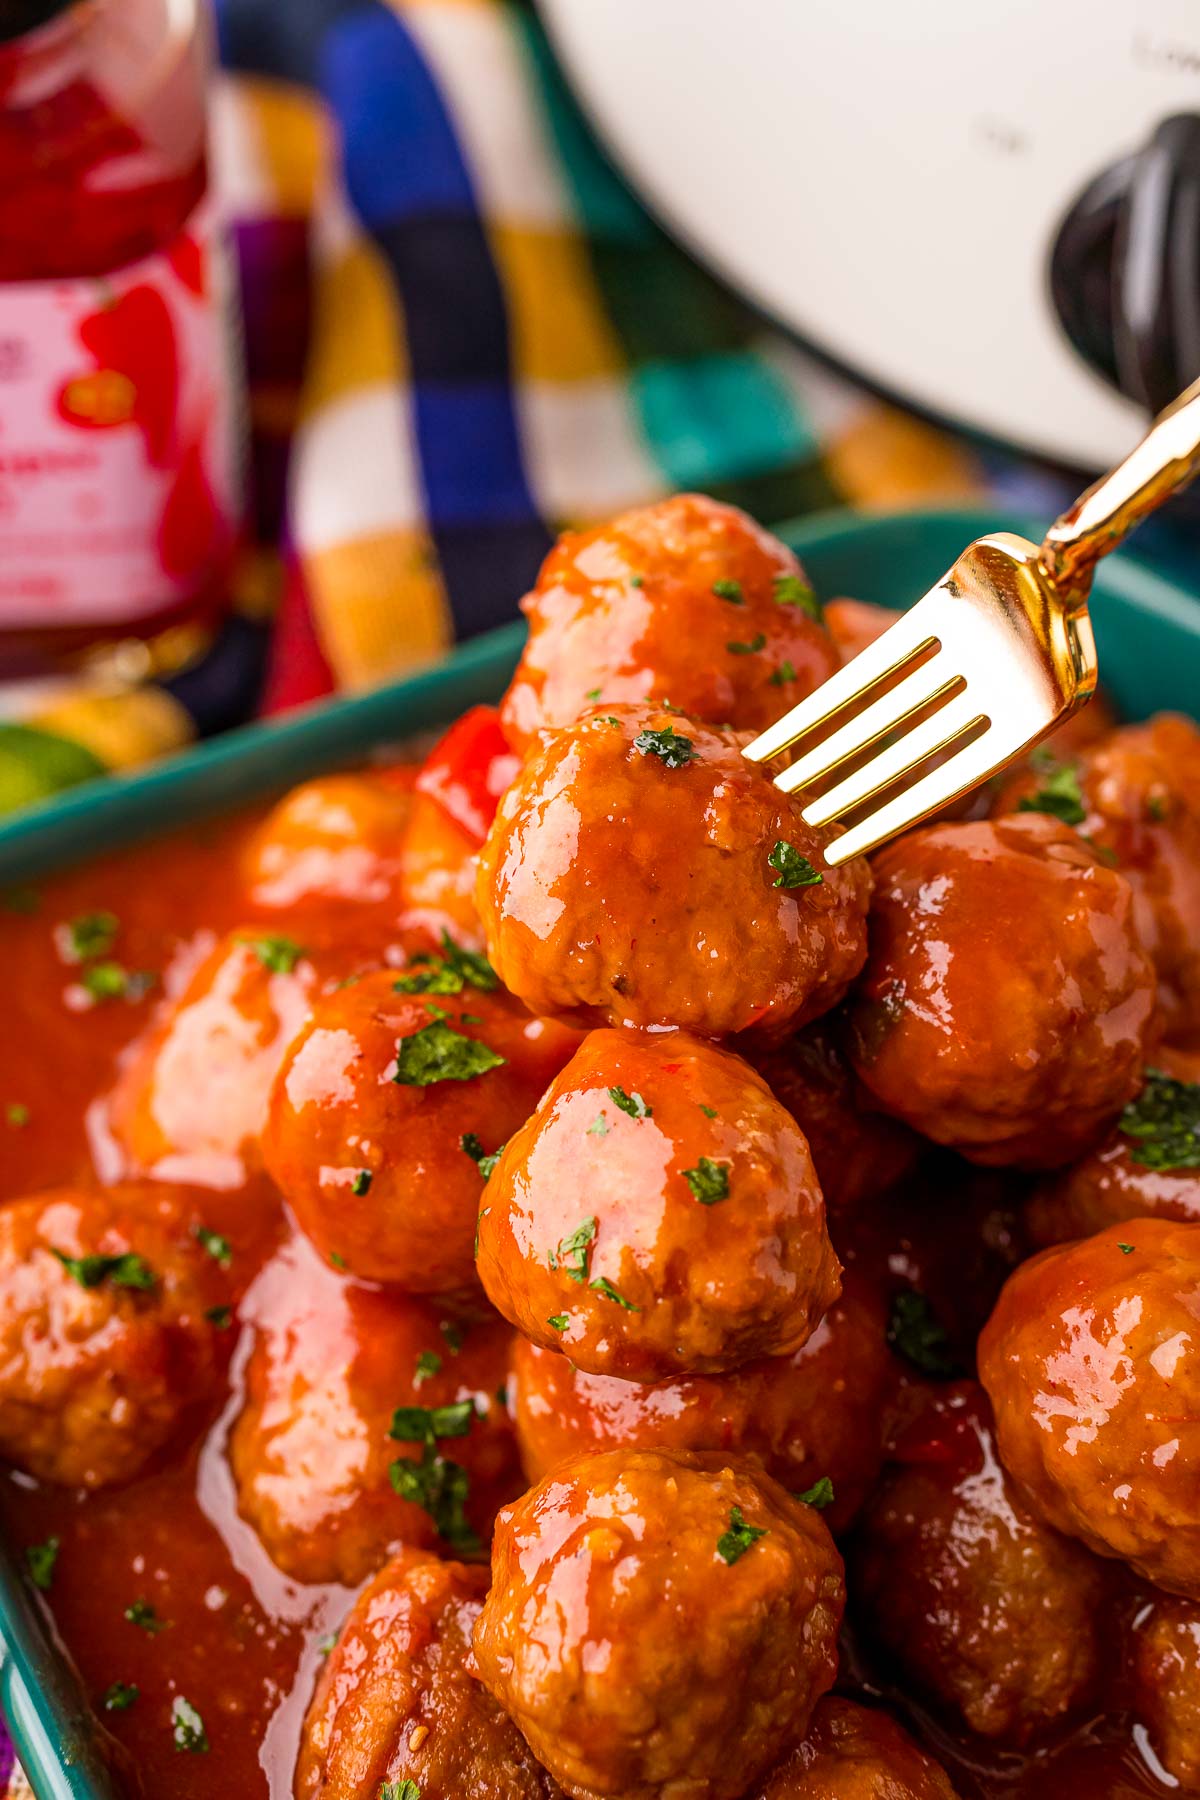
[1038,372,1200,614]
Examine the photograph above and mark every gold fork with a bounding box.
[743,375,1200,866]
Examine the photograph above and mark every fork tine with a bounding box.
[814,726,1007,865]
[742,607,941,763]
[801,694,987,827]
[772,655,961,795]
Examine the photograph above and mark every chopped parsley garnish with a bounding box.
[390,1401,475,1443]
[774,574,821,620]
[589,1275,639,1311]
[547,1314,569,1331]
[329,1252,347,1271]
[124,1600,165,1634]
[797,1476,835,1510]
[887,1290,959,1378]
[241,933,305,974]
[102,1682,138,1712]
[769,660,797,687]
[1147,794,1169,823]
[727,633,767,655]
[460,1133,504,1178]
[1016,763,1086,828]
[413,1350,442,1386]
[193,1224,231,1267]
[628,574,645,589]
[586,1113,610,1137]
[549,1217,597,1283]
[1118,1242,1135,1255]
[350,1168,374,1197]
[585,687,602,701]
[716,1507,767,1565]
[380,1783,421,1800]
[388,1446,478,1553]
[6,1102,29,1128]
[712,579,744,603]
[57,910,118,963]
[767,841,824,888]
[393,1021,506,1087]
[683,1157,730,1205]
[633,726,695,769]
[440,1320,465,1354]
[52,1250,156,1292]
[393,933,498,996]
[205,1305,233,1331]
[609,1086,652,1119]
[316,1632,338,1659]
[25,1537,59,1591]
[79,962,156,1004]
[699,1104,718,1119]
[171,1695,208,1753]
[1118,1070,1200,1171]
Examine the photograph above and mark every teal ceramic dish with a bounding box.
[0,503,1197,1799]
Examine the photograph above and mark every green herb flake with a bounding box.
[767,841,824,888]
[1146,794,1169,823]
[887,1290,959,1379]
[205,1304,233,1331]
[6,1102,29,1128]
[25,1537,59,1591]
[712,579,744,604]
[440,1320,465,1354]
[460,1133,504,1178]
[393,1020,507,1088]
[549,1217,598,1283]
[609,1086,652,1120]
[414,1350,442,1386]
[589,1275,640,1311]
[716,1506,767,1565]
[58,910,118,963]
[316,1633,338,1659]
[79,961,139,1003]
[350,1169,373,1197]
[584,688,602,701]
[389,1401,475,1444]
[329,1252,347,1271]
[1118,1070,1200,1171]
[547,1314,569,1331]
[393,933,498,996]
[102,1682,139,1712]
[727,633,767,656]
[769,660,797,687]
[586,1113,610,1137]
[52,1250,156,1292]
[241,933,305,975]
[683,1157,730,1205]
[633,726,695,769]
[1016,763,1087,828]
[1118,1242,1135,1255]
[797,1476,835,1510]
[388,1446,479,1552]
[699,1104,718,1119]
[171,1695,208,1753]
[193,1224,231,1267]
[124,1600,165,1634]
[380,1782,422,1800]
[774,575,822,620]
[628,574,645,589]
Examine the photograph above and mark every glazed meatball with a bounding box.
[472,1447,845,1800]
[242,770,415,914]
[845,816,1156,1167]
[979,1218,1200,1597]
[993,714,1200,1044]
[747,1024,919,1213]
[262,964,578,1291]
[477,1028,841,1380]
[229,1235,519,1585]
[477,706,871,1038]
[509,1270,889,1530]
[295,1545,562,1800]
[107,928,325,1188]
[851,1385,1107,1741]
[1130,1594,1200,1790]
[751,1697,959,1799]
[1027,1055,1200,1246]
[0,1182,233,1487]
[398,792,486,948]
[500,494,838,755]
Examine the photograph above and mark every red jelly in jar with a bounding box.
[0,0,239,668]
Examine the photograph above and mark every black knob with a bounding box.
[1050,113,1200,415]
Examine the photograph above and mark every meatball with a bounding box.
[508,1270,889,1530]
[845,816,1156,1167]
[851,1384,1107,1741]
[242,771,415,914]
[993,714,1200,1044]
[1026,1054,1200,1246]
[472,1447,844,1800]
[978,1218,1200,1597]
[262,964,579,1291]
[107,928,326,1188]
[823,598,901,666]
[0,1182,233,1487]
[746,1024,919,1213]
[1130,1594,1200,1790]
[477,1028,841,1381]
[751,1697,959,1799]
[229,1235,519,1585]
[398,792,485,948]
[477,706,872,1038]
[500,494,838,755]
[295,1545,562,1800]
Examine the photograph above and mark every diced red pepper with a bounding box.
[415,706,520,845]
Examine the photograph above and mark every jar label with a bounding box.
[0,201,241,628]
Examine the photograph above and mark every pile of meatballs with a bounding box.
[5,494,1200,1800]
